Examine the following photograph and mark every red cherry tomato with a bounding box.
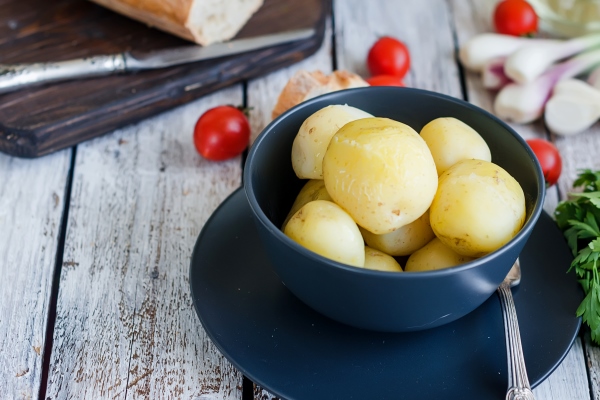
[493,0,538,36]
[367,37,411,79]
[366,75,405,87]
[526,139,562,187]
[193,106,251,161]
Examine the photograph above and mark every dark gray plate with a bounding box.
[190,188,583,400]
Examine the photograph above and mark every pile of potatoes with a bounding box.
[282,104,526,272]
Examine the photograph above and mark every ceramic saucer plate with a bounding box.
[190,188,583,400]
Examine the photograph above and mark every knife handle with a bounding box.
[0,54,127,94]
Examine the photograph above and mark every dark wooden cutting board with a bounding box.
[0,0,328,158]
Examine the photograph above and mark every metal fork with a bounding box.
[497,258,535,400]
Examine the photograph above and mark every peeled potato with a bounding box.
[360,210,435,256]
[363,246,403,272]
[430,159,526,258]
[284,200,365,267]
[322,117,438,235]
[420,117,492,176]
[404,238,475,272]
[282,179,333,230]
[291,104,373,179]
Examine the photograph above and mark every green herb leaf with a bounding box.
[570,192,600,209]
[555,169,600,345]
[568,218,600,240]
[573,169,600,192]
[555,201,580,230]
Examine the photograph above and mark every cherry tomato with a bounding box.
[526,139,562,187]
[367,37,411,79]
[193,106,250,161]
[366,75,405,87]
[493,0,538,36]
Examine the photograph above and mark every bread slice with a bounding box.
[89,0,264,46]
[272,70,369,119]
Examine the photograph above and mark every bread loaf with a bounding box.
[272,70,369,119]
[89,0,264,46]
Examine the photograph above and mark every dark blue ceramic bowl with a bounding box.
[243,87,545,332]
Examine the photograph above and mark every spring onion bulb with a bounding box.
[494,48,600,124]
[544,79,600,136]
[481,57,511,90]
[459,33,561,72]
[505,33,600,84]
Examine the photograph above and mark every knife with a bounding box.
[0,28,315,94]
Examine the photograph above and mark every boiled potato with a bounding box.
[291,104,373,179]
[282,179,333,230]
[430,159,526,258]
[284,200,365,267]
[404,238,475,272]
[420,117,491,176]
[360,210,435,256]
[363,246,403,272]
[322,117,438,235]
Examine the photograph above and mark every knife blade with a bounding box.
[0,28,315,94]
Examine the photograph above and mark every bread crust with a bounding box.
[272,70,368,119]
[89,0,263,45]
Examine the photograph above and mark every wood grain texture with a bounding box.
[553,128,600,195]
[447,0,560,214]
[449,0,592,397]
[246,8,333,400]
[1,1,595,399]
[334,0,461,97]
[585,333,600,400]
[534,338,591,400]
[456,1,600,393]
[557,119,600,400]
[448,0,548,145]
[246,13,333,145]
[45,87,244,399]
[0,149,71,399]
[0,0,327,158]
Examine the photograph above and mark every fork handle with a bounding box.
[498,283,535,400]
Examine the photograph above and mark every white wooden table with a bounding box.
[2,1,599,399]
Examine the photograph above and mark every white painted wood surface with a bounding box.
[450,0,590,397]
[448,0,561,214]
[44,87,245,399]
[0,150,71,400]
[246,15,334,400]
[560,117,600,400]
[247,21,333,144]
[586,333,600,399]
[334,0,462,96]
[1,1,598,399]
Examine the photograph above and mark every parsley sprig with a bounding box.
[555,169,600,344]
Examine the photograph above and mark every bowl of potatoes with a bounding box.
[244,86,545,332]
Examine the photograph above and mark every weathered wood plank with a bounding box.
[449,0,591,397]
[246,10,333,400]
[0,149,71,399]
[552,125,600,397]
[447,0,560,214]
[558,125,600,400]
[249,0,451,397]
[248,0,594,397]
[554,128,600,196]
[0,0,326,158]
[534,338,591,400]
[585,333,600,400]
[45,87,245,399]
[334,0,462,97]
[247,18,333,144]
